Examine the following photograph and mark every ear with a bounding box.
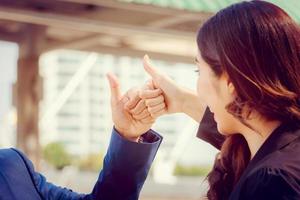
[227,80,235,95]
[225,77,237,104]
[222,73,236,96]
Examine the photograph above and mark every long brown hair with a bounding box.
[197,1,300,199]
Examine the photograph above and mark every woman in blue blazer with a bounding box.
[0,73,165,200]
[136,1,300,199]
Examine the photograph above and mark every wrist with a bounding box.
[114,126,140,142]
[181,90,206,122]
[179,87,192,114]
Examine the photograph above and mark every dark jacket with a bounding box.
[197,108,300,200]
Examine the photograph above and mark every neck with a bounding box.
[240,119,281,159]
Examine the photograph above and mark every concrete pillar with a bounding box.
[16,24,45,168]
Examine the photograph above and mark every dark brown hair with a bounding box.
[197,1,300,199]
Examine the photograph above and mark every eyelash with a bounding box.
[194,69,200,75]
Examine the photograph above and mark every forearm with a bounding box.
[90,128,162,200]
[181,88,206,122]
[21,128,162,200]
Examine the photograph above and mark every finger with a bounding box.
[148,103,166,114]
[140,115,155,124]
[150,107,167,118]
[130,100,146,115]
[139,88,162,99]
[145,95,164,107]
[125,90,141,110]
[132,109,150,120]
[106,73,121,104]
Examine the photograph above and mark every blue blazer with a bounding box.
[0,128,162,200]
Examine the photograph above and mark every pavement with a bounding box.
[41,167,209,200]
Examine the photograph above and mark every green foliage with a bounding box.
[174,164,212,177]
[78,153,103,172]
[43,142,71,170]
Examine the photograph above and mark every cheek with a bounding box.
[197,75,239,135]
[211,83,241,135]
[197,74,214,102]
[196,74,220,111]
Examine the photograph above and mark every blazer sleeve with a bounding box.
[196,107,225,150]
[239,167,300,200]
[13,128,162,200]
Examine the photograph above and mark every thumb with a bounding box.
[145,79,156,90]
[143,55,162,83]
[106,72,121,104]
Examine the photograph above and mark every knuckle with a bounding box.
[148,107,155,113]
[151,113,157,118]
[145,100,150,107]
[132,108,139,114]
[143,109,150,114]
[159,95,164,101]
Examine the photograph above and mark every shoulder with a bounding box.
[0,148,33,170]
[258,136,300,175]
[0,148,23,162]
[10,148,30,161]
[239,135,300,198]
[0,148,33,181]
[0,148,18,156]
[246,167,297,184]
[241,166,300,199]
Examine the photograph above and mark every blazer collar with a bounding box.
[229,122,300,199]
[250,122,300,167]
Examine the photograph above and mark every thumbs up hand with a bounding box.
[107,73,160,142]
[140,55,206,122]
[141,55,185,115]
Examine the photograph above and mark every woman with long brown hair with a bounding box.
[132,1,300,199]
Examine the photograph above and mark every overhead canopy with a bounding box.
[0,0,216,64]
[0,0,299,64]
[122,0,300,23]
